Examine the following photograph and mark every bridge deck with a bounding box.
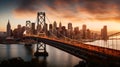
[23,35,120,65]
[44,37,120,58]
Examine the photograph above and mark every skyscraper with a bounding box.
[74,27,79,34]
[86,29,91,39]
[31,23,35,34]
[82,24,86,31]
[82,24,87,39]
[53,21,57,29]
[6,20,11,37]
[101,28,103,39]
[101,25,108,40]
[26,20,31,34]
[53,21,57,35]
[48,24,53,36]
[68,23,73,31]
[49,24,52,30]
[67,23,73,38]
[59,22,62,31]
[61,26,67,36]
[74,27,80,40]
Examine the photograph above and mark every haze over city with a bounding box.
[0,0,120,32]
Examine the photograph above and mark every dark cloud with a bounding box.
[15,0,42,12]
[14,0,120,21]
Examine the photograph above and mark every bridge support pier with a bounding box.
[34,42,48,57]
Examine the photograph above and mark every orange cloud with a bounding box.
[13,0,120,23]
[13,8,37,19]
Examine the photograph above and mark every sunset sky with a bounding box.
[0,0,120,32]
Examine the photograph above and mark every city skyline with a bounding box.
[5,15,107,41]
[0,0,120,32]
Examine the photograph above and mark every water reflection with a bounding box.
[0,44,81,67]
[31,56,47,67]
[6,44,10,59]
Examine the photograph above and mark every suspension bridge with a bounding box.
[22,12,120,65]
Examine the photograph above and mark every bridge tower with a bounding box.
[35,12,48,57]
[37,12,47,35]
[26,20,31,35]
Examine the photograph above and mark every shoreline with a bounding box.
[0,41,21,44]
[0,42,36,45]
